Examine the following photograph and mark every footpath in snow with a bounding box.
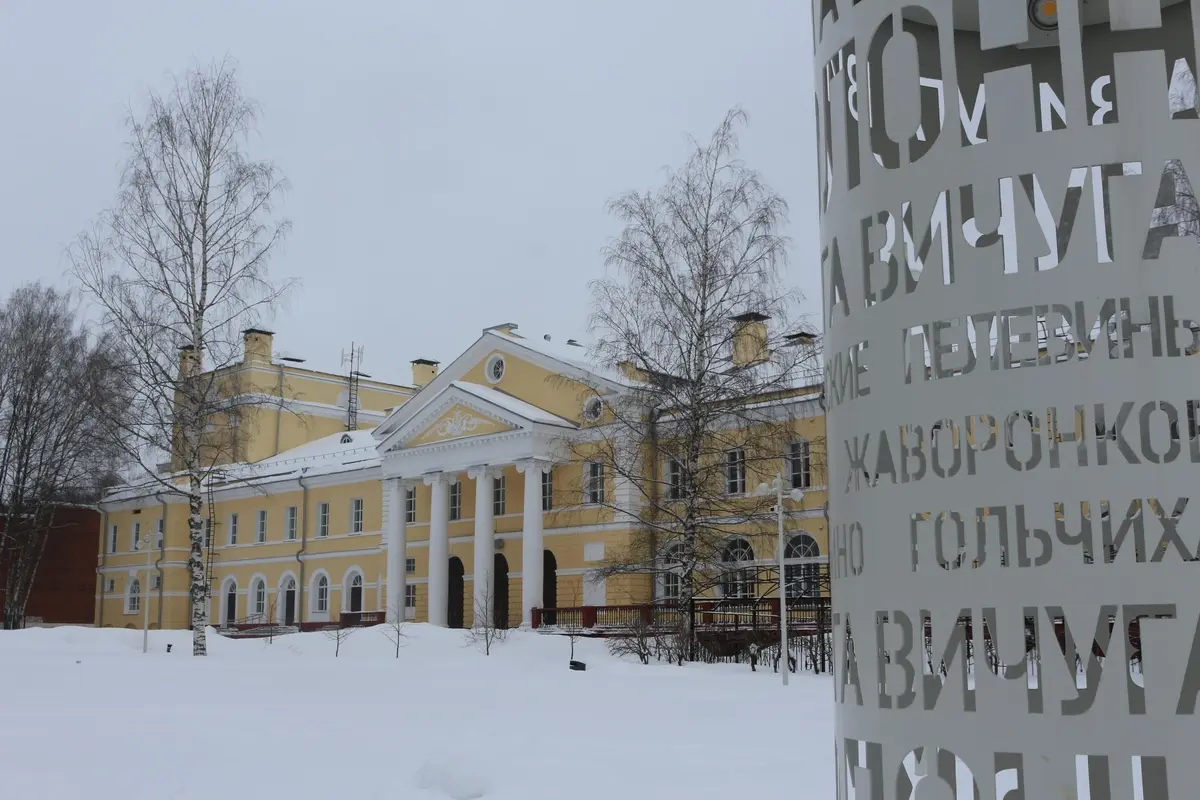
[0,624,834,800]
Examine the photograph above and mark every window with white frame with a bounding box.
[405,557,416,574]
[155,519,164,549]
[347,573,364,612]
[227,513,238,546]
[132,521,142,551]
[351,498,364,533]
[449,481,462,521]
[405,584,417,609]
[584,461,605,505]
[127,578,141,613]
[720,538,756,599]
[493,474,506,516]
[789,440,812,490]
[286,506,298,541]
[666,458,683,500]
[784,534,821,598]
[253,578,267,618]
[152,574,162,590]
[315,574,329,613]
[404,487,416,523]
[541,470,553,511]
[255,510,267,543]
[725,450,746,495]
[109,525,118,554]
[318,502,330,537]
[106,578,115,593]
[661,544,685,601]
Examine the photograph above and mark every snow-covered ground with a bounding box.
[0,625,834,799]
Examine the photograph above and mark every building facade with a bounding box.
[96,323,828,631]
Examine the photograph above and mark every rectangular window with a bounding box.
[155,519,164,549]
[790,441,812,490]
[109,525,118,554]
[106,578,115,593]
[663,572,681,601]
[404,488,416,523]
[351,498,364,533]
[227,513,238,546]
[667,458,683,500]
[449,481,462,521]
[286,506,298,541]
[541,470,553,511]
[584,461,605,505]
[405,557,416,574]
[132,522,142,551]
[725,449,746,496]
[152,575,162,590]
[493,475,506,516]
[404,584,417,609]
[128,583,141,613]
[318,503,330,537]
[256,509,267,543]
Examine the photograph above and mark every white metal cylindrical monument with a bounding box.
[815,1,1200,796]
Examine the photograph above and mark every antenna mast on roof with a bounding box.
[340,343,370,431]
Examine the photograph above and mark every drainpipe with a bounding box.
[97,508,109,628]
[154,494,168,629]
[296,468,310,628]
[648,407,661,603]
[274,361,285,457]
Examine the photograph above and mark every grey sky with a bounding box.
[0,1,819,387]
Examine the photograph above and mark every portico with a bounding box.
[377,379,572,629]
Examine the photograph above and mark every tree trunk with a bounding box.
[188,477,208,656]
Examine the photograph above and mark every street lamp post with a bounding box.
[756,473,804,687]
[142,533,153,654]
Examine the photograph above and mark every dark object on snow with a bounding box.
[166,644,173,653]
[569,660,586,671]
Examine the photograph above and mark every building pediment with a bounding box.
[407,403,516,447]
[379,380,577,455]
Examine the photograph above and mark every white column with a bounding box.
[467,465,498,628]
[517,459,547,629]
[424,472,451,627]
[385,478,410,623]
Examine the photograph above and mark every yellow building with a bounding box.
[95,324,828,631]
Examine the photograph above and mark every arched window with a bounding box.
[661,544,685,602]
[253,579,267,618]
[721,538,756,599]
[784,534,821,599]
[127,579,141,613]
[315,574,329,613]
[347,573,363,613]
[224,579,238,626]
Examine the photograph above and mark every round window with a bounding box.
[485,354,506,384]
[583,396,603,421]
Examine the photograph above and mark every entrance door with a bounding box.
[448,557,465,629]
[225,583,237,627]
[543,550,558,626]
[493,553,510,630]
[349,574,363,613]
[284,579,296,626]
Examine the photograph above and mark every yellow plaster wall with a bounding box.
[460,350,593,423]
[409,405,513,446]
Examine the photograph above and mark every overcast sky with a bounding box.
[0,1,819,387]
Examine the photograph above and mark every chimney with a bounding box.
[242,328,275,365]
[731,312,770,368]
[484,322,521,337]
[411,358,439,388]
[178,344,198,379]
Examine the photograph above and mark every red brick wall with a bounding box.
[0,505,99,625]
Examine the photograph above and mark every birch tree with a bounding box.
[580,108,823,660]
[0,284,126,629]
[70,60,292,655]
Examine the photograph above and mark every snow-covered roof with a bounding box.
[102,430,380,504]
[449,381,577,428]
[487,328,627,387]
